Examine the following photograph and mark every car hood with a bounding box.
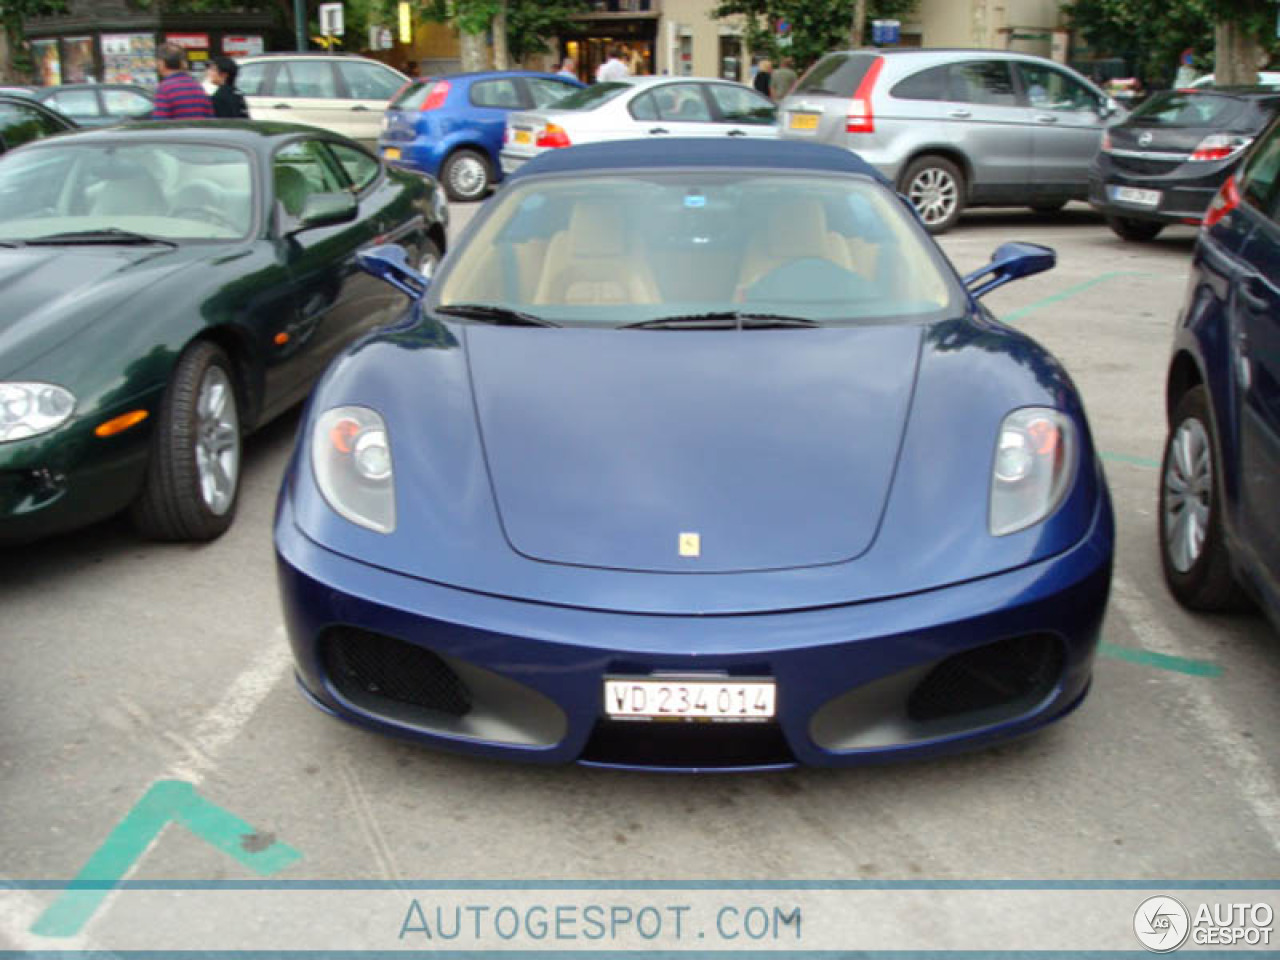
[293,313,1106,615]
[0,245,199,378]
[466,325,920,573]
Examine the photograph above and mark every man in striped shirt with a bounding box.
[152,43,213,120]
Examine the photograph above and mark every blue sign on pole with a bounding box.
[872,19,901,45]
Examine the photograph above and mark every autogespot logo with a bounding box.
[1135,896,1191,953]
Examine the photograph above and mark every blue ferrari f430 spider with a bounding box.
[275,139,1114,770]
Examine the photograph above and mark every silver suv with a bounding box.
[235,54,408,145]
[779,49,1120,232]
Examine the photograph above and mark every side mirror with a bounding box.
[357,243,430,300]
[1101,97,1120,119]
[963,242,1055,300]
[294,191,358,231]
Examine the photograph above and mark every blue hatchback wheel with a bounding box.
[442,149,489,202]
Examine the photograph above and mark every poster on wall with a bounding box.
[222,35,265,58]
[166,33,210,76]
[101,33,157,86]
[61,36,95,83]
[31,39,61,86]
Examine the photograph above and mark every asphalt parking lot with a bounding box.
[2,199,1278,947]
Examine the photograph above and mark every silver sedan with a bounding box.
[501,76,778,173]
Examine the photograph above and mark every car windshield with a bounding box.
[434,172,956,326]
[545,82,631,111]
[1131,92,1247,128]
[0,141,254,242]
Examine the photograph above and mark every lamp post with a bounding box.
[294,0,307,51]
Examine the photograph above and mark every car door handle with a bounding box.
[350,105,369,111]
[726,129,748,136]
[649,127,669,135]
[947,108,971,118]
[273,103,291,109]
[1035,114,1059,123]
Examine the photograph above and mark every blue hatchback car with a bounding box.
[378,70,582,202]
[1161,116,1280,631]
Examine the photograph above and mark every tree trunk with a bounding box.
[850,0,866,47]
[0,28,15,84]
[459,29,489,72]
[1215,18,1263,86]
[492,0,509,69]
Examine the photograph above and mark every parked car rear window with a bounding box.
[892,65,949,101]
[551,83,630,111]
[471,79,522,109]
[1131,92,1246,128]
[949,61,1017,107]
[792,53,878,98]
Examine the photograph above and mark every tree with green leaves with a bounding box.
[1063,0,1278,87]
[709,0,917,72]
[1,0,67,81]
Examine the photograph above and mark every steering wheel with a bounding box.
[171,205,241,233]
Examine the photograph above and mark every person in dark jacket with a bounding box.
[208,55,249,119]
[753,59,773,98]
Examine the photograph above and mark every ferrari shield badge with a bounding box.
[678,532,701,558]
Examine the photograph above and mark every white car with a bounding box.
[1189,71,1280,89]
[234,53,408,144]
[500,76,777,174]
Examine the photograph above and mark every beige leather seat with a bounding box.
[735,197,853,296]
[533,200,660,305]
[90,167,167,217]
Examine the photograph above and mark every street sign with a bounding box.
[871,19,900,45]
[319,2,344,37]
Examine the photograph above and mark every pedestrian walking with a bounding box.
[596,46,630,83]
[753,58,773,98]
[770,56,797,100]
[207,55,249,119]
[152,43,213,120]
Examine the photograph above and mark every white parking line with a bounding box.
[1111,575,1280,853]
[0,629,293,948]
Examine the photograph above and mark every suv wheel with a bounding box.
[1107,215,1164,242]
[442,148,490,202]
[901,156,965,234]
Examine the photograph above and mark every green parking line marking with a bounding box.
[1098,641,1224,677]
[31,779,301,939]
[1003,270,1162,324]
[1100,450,1161,469]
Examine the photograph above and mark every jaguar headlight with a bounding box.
[312,405,396,533]
[0,382,76,443]
[990,407,1075,536]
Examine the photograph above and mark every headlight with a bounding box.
[312,406,396,533]
[0,382,75,443]
[989,407,1076,536]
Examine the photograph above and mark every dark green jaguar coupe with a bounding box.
[0,121,447,543]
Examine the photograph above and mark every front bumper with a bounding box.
[276,490,1112,771]
[0,400,156,543]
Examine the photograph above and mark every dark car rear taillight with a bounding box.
[845,56,884,134]
[1101,131,1113,152]
[1203,174,1241,228]
[1190,133,1253,162]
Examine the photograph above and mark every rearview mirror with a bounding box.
[294,191,358,231]
[357,243,430,300]
[963,242,1055,300]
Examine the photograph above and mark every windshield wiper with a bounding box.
[26,228,176,248]
[434,303,561,327]
[621,311,821,330]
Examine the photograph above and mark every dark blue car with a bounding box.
[1160,115,1280,630]
[275,140,1114,770]
[378,70,582,202]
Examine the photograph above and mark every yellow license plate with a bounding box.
[383,147,401,160]
[514,129,532,144]
[789,113,820,130]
